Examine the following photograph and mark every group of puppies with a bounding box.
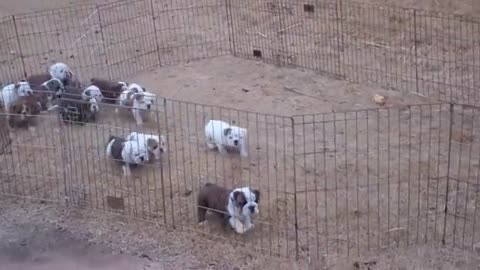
[1,63,260,235]
[0,62,158,128]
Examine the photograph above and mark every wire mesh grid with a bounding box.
[0,0,480,264]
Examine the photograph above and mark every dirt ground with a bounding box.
[1,197,480,269]
[1,0,480,269]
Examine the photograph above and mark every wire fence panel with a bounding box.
[2,0,480,263]
[12,4,108,81]
[228,0,288,66]
[414,12,480,105]
[161,100,297,258]
[443,105,480,249]
[0,113,67,204]
[340,3,417,92]
[152,0,230,66]
[0,16,24,82]
[292,104,453,263]
[98,0,159,80]
[279,1,342,76]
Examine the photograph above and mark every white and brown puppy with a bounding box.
[7,94,42,129]
[117,88,156,125]
[205,120,248,157]
[56,86,100,124]
[82,85,103,103]
[106,135,150,177]
[198,183,260,234]
[1,81,34,112]
[126,131,166,161]
[30,78,65,110]
[90,78,128,104]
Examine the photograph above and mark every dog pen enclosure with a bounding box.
[1,0,480,264]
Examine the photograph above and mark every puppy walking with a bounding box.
[205,120,248,157]
[197,183,260,234]
[106,135,149,177]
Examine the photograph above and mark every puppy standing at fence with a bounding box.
[55,86,100,124]
[1,80,34,113]
[106,135,150,177]
[30,78,66,111]
[205,120,248,157]
[197,182,260,234]
[27,62,76,87]
[90,78,128,104]
[116,83,157,125]
[126,131,166,161]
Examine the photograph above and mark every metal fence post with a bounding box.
[96,4,113,80]
[442,103,454,244]
[290,117,299,260]
[335,0,345,78]
[12,15,27,78]
[413,9,419,93]
[150,0,163,67]
[224,0,236,56]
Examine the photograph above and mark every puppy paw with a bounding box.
[206,142,216,150]
[198,220,208,227]
[217,145,228,155]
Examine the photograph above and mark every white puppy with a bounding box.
[82,85,103,103]
[1,81,34,112]
[49,62,73,82]
[127,83,146,94]
[205,120,248,157]
[106,135,149,177]
[117,89,156,125]
[126,132,166,161]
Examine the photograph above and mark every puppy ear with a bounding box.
[84,89,91,97]
[146,138,158,149]
[36,102,43,112]
[252,189,260,203]
[134,93,144,101]
[224,127,232,136]
[142,87,146,92]
[233,191,246,206]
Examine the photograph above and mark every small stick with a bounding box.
[277,23,302,33]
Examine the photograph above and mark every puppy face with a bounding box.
[146,138,159,152]
[83,86,103,103]
[118,82,128,91]
[49,63,73,82]
[127,83,145,94]
[143,92,156,110]
[43,78,65,99]
[123,141,149,165]
[232,188,260,217]
[223,126,243,147]
[88,97,99,113]
[15,81,33,97]
[132,93,150,110]
[11,96,42,121]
